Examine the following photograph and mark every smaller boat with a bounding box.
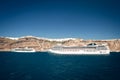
[11,47,36,52]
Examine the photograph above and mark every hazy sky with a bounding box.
[0,0,120,39]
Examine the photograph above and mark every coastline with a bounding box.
[0,50,120,53]
[0,36,120,53]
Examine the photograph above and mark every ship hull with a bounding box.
[48,49,110,55]
[12,50,36,53]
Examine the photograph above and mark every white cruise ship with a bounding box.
[48,43,110,54]
[11,47,36,52]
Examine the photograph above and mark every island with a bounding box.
[0,36,120,52]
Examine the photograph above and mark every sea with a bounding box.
[0,52,120,80]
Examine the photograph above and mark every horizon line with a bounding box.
[0,35,120,40]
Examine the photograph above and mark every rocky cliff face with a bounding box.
[0,36,120,52]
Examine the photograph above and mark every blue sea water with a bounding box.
[0,52,120,80]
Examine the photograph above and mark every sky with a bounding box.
[0,0,120,39]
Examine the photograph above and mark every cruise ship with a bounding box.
[11,47,36,52]
[48,43,110,54]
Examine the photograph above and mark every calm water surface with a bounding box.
[0,52,120,80]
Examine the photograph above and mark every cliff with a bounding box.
[0,36,120,52]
